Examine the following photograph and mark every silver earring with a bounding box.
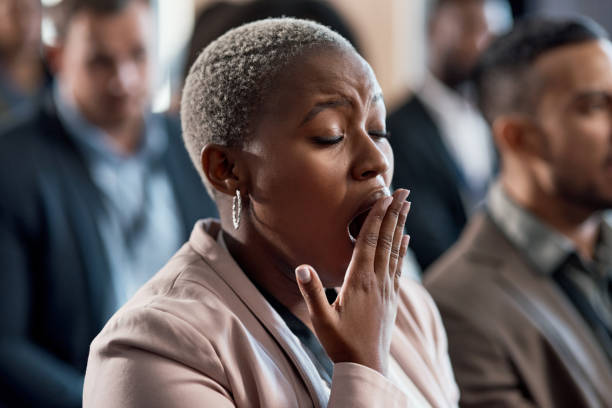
[232,190,242,229]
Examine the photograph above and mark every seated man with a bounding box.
[0,0,216,406]
[425,17,612,407]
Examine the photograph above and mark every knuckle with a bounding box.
[373,213,385,223]
[389,246,400,260]
[395,222,406,233]
[364,233,378,248]
[397,211,408,225]
[388,206,401,218]
[378,234,393,250]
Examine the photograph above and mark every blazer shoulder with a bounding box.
[424,213,516,309]
[90,247,234,378]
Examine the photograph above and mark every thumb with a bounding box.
[295,264,331,323]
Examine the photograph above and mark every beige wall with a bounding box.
[193,0,426,111]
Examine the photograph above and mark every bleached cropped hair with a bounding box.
[180,17,354,187]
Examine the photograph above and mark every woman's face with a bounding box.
[241,47,394,287]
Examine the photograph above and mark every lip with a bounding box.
[347,186,391,243]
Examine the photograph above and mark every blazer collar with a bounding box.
[187,219,329,408]
[465,214,612,403]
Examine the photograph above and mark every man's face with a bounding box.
[0,0,41,56]
[532,40,612,210]
[57,1,151,129]
[430,0,494,88]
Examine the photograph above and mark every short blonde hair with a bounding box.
[180,17,353,191]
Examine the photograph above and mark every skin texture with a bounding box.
[428,0,494,88]
[51,2,152,154]
[497,39,612,259]
[202,47,410,375]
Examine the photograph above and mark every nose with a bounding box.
[108,61,139,96]
[351,131,390,181]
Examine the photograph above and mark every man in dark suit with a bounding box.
[426,17,612,407]
[387,0,512,270]
[0,0,216,406]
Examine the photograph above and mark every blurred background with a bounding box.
[33,0,611,115]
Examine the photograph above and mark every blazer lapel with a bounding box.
[471,215,612,404]
[189,221,329,408]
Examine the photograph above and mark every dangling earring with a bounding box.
[232,189,242,230]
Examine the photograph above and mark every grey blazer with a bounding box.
[425,212,612,408]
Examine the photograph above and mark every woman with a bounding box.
[83,18,458,407]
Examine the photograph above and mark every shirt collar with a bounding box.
[418,72,472,116]
[486,181,575,275]
[53,80,167,164]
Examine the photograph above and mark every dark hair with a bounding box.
[48,0,149,40]
[474,16,609,123]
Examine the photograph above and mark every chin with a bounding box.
[318,249,352,288]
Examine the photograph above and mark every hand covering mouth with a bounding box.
[347,188,390,243]
[348,207,372,242]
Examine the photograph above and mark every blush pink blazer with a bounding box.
[83,219,459,407]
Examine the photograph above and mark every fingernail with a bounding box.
[296,266,311,283]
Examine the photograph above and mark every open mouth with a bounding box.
[348,207,373,243]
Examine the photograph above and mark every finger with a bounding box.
[349,194,394,270]
[388,200,411,276]
[394,234,410,289]
[295,265,332,326]
[374,189,410,279]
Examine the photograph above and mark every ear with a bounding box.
[45,43,65,75]
[492,114,544,157]
[200,144,246,196]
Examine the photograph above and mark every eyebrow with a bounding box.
[573,90,611,100]
[299,92,384,127]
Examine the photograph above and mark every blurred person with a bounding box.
[387,0,510,270]
[531,0,612,39]
[0,0,50,124]
[426,17,612,407]
[83,18,459,407]
[0,0,216,406]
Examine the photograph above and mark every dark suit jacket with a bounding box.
[425,212,612,407]
[387,95,467,271]
[0,92,217,407]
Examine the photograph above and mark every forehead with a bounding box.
[267,47,382,113]
[535,40,612,97]
[65,2,151,51]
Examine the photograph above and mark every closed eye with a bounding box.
[313,135,345,145]
[369,130,391,139]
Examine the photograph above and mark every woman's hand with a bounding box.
[295,189,411,376]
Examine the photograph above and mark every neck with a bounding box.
[222,217,313,331]
[103,118,144,155]
[501,176,602,260]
